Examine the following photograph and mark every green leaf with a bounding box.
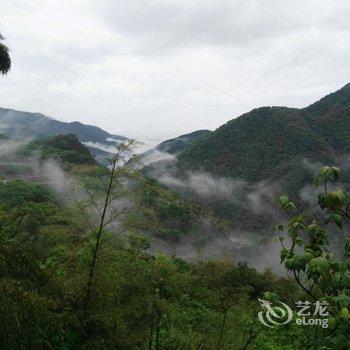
[308,257,329,274]
[319,166,340,181]
[321,190,349,210]
[328,317,336,330]
[334,295,350,308]
[279,195,290,205]
[278,194,296,211]
[276,224,284,231]
[320,166,330,176]
[340,307,349,318]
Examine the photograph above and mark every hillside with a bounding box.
[177,83,350,188]
[22,134,96,165]
[155,129,212,154]
[0,107,127,149]
[305,82,350,116]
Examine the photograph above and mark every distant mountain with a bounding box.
[0,107,127,152]
[155,130,212,154]
[177,83,350,191]
[141,130,212,166]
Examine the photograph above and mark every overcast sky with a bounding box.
[1,0,350,145]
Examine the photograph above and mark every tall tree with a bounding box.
[78,140,138,317]
[0,33,11,75]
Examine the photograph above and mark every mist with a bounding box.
[1,133,344,275]
[141,155,350,273]
[141,156,287,272]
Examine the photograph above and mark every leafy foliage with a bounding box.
[0,33,11,75]
[277,165,350,349]
[129,177,199,239]
[0,163,315,349]
[0,179,56,207]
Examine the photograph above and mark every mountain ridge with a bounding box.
[155,129,212,154]
[176,83,350,188]
[0,107,127,144]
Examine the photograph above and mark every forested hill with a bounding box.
[22,134,96,166]
[177,83,350,185]
[0,107,126,144]
[155,129,212,154]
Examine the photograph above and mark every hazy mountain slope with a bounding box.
[178,84,350,184]
[140,129,212,166]
[305,83,350,116]
[0,107,126,144]
[178,107,332,182]
[155,129,212,154]
[23,134,96,165]
[303,84,350,154]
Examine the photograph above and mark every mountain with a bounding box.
[141,129,212,166]
[0,107,127,150]
[305,83,350,116]
[155,130,212,154]
[177,83,350,190]
[22,134,96,166]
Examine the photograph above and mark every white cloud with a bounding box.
[1,0,350,143]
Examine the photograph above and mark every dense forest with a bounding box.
[1,29,350,349]
[178,84,350,187]
[0,133,349,349]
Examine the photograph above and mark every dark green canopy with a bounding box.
[0,34,11,75]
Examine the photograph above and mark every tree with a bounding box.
[0,33,11,75]
[0,203,79,349]
[278,166,350,349]
[77,140,138,319]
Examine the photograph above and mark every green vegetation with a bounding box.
[178,106,331,184]
[155,129,212,154]
[0,196,314,349]
[130,177,199,239]
[277,165,350,349]
[0,107,126,144]
[2,136,347,348]
[0,33,11,75]
[0,179,56,207]
[4,18,350,348]
[178,84,350,190]
[23,134,96,166]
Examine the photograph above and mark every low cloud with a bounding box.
[0,138,23,158]
[159,171,245,202]
[140,149,176,166]
[0,138,74,198]
[301,158,323,175]
[83,141,117,154]
[158,170,280,214]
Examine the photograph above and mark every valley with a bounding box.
[2,4,350,348]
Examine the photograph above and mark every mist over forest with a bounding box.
[2,3,350,349]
